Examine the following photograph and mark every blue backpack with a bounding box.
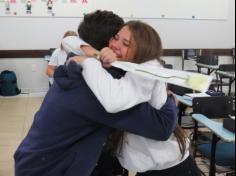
[0,70,21,96]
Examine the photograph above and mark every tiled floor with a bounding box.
[0,95,43,176]
[0,96,231,176]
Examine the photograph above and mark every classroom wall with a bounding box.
[0,58,49,94]
[0,0,230,20]
[0,0,235,50]
[0,0,235,94]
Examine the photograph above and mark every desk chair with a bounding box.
[216,64,235,96]
[196,55,219,75]
[164,64,196,128]
[164,64,173,69]
[232,48,235,64]
[168,85,194,126]
[192,96,234,176]
[164,64,196,127]
[196,55,221,91]
[182,49,201,70]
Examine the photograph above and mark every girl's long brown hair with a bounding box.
[112,21,187,158]
[174,124,188,159]
[125,21,163,64]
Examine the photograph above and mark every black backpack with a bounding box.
[0,70,21,96]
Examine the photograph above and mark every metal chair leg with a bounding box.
[209,134,220,176]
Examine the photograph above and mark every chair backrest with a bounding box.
[168,84,193,96]
[48,48,56,56]
[193,96,233,119]
[196,55,219,65]
[183,49,200,60]
[164,64,173,69]
[219,64,235,72]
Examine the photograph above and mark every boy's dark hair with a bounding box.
[78,10,124,50]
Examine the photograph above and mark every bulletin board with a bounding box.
[0,0,229,20]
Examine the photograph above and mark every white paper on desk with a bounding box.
[185,93,210,98]
[111,61,213,92]
[229,115,235,120]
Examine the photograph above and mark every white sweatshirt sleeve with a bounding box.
[62,36,89,55]
[48,48,60,66]
[81,58,156,113]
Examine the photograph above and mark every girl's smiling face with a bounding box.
[108,26,136,62]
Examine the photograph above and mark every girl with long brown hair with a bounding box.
[68,20,200,176]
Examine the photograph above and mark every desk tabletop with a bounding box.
[216,70,235,79]
[192,114,235,142]
[175,94,193,106]
[196,63,219,70]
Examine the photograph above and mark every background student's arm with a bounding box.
[80,58,155,113]
[62,36,98,57]
[46,49,59,77]
[46,65,57,77]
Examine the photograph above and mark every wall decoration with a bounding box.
[4,0,11,14]
[46,0,53,14]
[81,0,87,4]
[0,0,229,20]
[10,0,16,3]
[26,0,32,14]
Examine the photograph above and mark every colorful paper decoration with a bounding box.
[70,0,76,3]
[10,0,16,3]
[26,0,32,14]
[81,0,87,4]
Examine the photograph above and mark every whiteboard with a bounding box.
[0,0,229,20]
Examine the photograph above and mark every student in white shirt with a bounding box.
[46,30,77,85]
[64,21,201,176]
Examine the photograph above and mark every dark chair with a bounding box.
[196,55,219,75]
[164,64,196,127]
[182,49,201,70]
[48,48,56,56]
[162,59,173,69]
[232,48,235,64]
[164,64,173,69]
[169,84,193,97]
[192,96,233,119]
[168,84,194,127]
[217,64,235,96]
[192,96,235,176]
[196,55,222,91]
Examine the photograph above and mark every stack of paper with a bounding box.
[229,115,235,120]
[185,93,210,98]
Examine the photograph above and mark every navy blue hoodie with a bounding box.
[14,61,178,176]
